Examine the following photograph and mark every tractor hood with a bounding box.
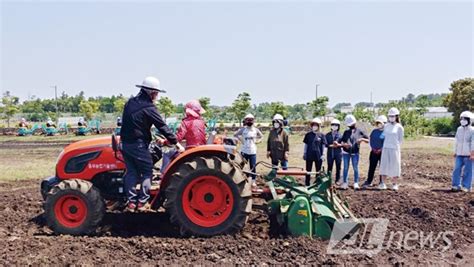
[63,136,113,154]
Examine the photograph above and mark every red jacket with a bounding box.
[176,116,207,149]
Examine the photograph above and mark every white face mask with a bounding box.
[460,119,468,126]
[273,122,280,129]
[388,116,396,123]
[312,126,319,132]
[331,125,339,131]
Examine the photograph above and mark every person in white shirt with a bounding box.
[234,114,264,187]
[379,107,404,191]
[451,111,473,192]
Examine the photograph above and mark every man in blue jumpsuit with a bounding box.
[120,76,184,212]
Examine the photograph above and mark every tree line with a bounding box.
[1,78,473,135]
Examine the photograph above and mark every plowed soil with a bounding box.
[0,139,473,265]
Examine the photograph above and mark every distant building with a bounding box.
[340,105,354,114]
[423,107,452,119]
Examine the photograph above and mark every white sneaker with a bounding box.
[340,183,349,190]
[353,183,360,190]
[378,183,387,190]
[392,184,399,191]
[461,187,471,192]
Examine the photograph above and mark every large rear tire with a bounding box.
[44,179,105,235]
[164,156,252,236]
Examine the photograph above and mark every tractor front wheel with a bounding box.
[164,156,252,236]
[44,179,104,235]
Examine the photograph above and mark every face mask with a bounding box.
[273,122,280,129]
[460,119,468,126]
[388,116,396,123]
[331,125,338,131]
[312,126,319,132]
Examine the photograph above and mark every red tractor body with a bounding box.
[41,135,251,236]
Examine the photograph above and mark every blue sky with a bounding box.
[1,1,472,106]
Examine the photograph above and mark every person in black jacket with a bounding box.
[326,119,343,185]
[121,76,184,212]
[303,118,327,186]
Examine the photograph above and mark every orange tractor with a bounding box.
[41,134,252,236]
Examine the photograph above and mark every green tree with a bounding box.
[79,100,100,120]
[0,91,20,127]
[156,96,175,119]
[113,97,126,115]
[231,92,252,125]
[309,96,329,117]
[352,106,374,122]
[443,78,474,120]
[268,102,289,118]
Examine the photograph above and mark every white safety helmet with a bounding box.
[244,114,255,120]
[375,115,388,124]
[136,76,166,93]
[21,118,26,123]
[273,114,284,121]
[344,114,357,126]
[388,107,400,116]
[330,119,340,125]
[460,111,473,119]
[311,118,322,125]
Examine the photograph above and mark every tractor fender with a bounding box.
[151,144,240,208]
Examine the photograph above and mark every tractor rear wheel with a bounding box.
[44,179,105,235]
[164,156,252,236]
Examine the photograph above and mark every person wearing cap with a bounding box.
[121,76,184,212]
[159,100,207,174]
[77,117,87,128]
[19,118,29,128]
[326,119,343,185]
[451,110,473,192]
[340,114,369,190]
[303,118,327,186]
[176,100,207,149]
[234,114,264,187]
[267,114,289,170]
[362,115,387,189]
[379,107,404,191]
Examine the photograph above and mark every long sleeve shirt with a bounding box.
[382,123,404,150]
[120,91,177,145]
[454,125,474,156]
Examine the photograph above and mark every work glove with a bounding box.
[176,143,185,153]
[320,155,326,162]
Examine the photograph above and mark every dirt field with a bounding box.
[0,135,472,265]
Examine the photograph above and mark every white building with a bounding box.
[423,107,452,119]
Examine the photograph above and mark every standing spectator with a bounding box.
[340,114,369,190]
[326,119,343,185]
[379,108,404,191]
[267,114,289,170]
[362,115,387,189]
[303,118,327,185]
[451,111,473,192]
[234,114,263,187]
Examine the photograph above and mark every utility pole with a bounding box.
[51,85,59,123]
[315,84,320,101]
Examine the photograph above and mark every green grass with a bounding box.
[0,132,454,181]
[0,134,110,143]
[0,147,62,181]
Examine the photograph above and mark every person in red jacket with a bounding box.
[176,100,207,149]
[160,100,207,174]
